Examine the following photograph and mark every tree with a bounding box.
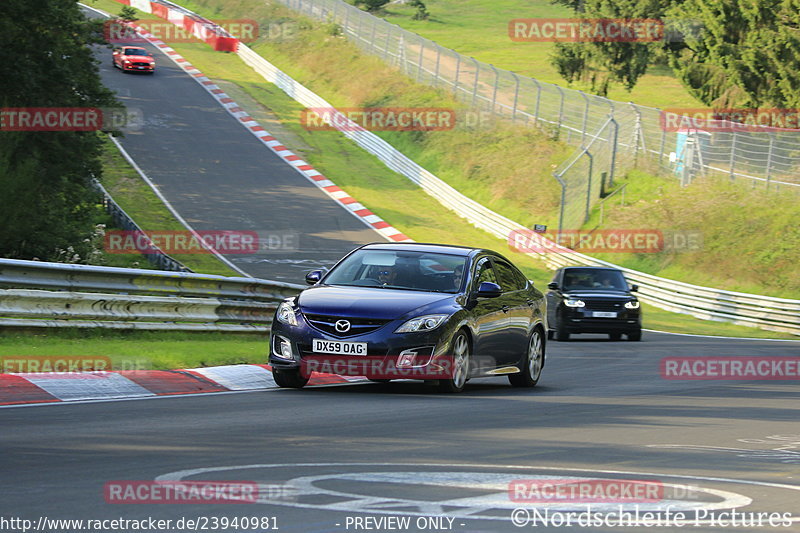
[0,0,119,260]
[357,0,390,13]
[549,0,800,109]
[118,6,139,22]
[666,0,800,109]
[410,0,430,20]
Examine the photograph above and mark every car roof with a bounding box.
[360,242,482,257]
[560,266,623,271]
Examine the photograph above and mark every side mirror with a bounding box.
[547,282,559,290]
[305,270,323,285]
[476,281,502,298]
[630,284,639,292]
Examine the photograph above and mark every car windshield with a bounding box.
[562,269,628,291]
[124,48,149,56]
[323,249,468,293]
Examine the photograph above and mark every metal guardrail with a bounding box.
[93,179,190,273]
[0,259,303,331]
[235,43,800,336]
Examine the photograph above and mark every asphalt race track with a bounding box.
[4,7,796,533]
[2,332,799,532]
[87,8,380,282]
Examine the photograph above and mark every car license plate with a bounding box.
[312,339,367,355]
[592,311,617,318]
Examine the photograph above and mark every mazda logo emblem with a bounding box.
[335,320,351,333]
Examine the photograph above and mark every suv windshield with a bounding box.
[324,249,468,293]
[562,269,628,291]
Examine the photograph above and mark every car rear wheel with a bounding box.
[609,333,622,341]
[509,328,544,388]
[273,368,309,389]
[439,331,470,393]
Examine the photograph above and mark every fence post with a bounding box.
[383,24,392,62]
[343,3,350,34]
[555,85,565,137]
[579,91,589,144]
[630,102,643,166]
[608,117,619,186]
[729,132,737,181]
[584,151,594,224]
[490,64,499,114]
[471,58,480,107]
[369,17,377,53]
[433,44,442,87]
[511,72,520,122]
[765,133,775,189]
[532,78,541,125]
[453,53,461,97]
[417,39,425,82]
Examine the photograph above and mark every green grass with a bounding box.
[82,0,799,340]
[99,137,239,276]
[377,0,703,110]
[0,329,268,370]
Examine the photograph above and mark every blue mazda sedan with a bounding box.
[269,243,547,392]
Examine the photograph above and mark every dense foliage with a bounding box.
[0,0,118,260]
[551,0,800,109]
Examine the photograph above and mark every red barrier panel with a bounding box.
[215,36,239,52]
[107,0,240,52]
[150,2,169,19]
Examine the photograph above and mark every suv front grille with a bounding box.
[584,299,625,311]
[303,314,390,338]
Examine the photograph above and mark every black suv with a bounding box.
[546,266,642,341]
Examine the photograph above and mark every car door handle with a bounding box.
[501,305,510,313]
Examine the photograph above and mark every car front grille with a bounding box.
[132,62,151,67]
[303,314,391,338]
[584,299,626,311]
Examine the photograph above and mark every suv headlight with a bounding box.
[564,299,585,308]
[395,314,449,333]
[624,300,640,309]
[276,300,298,326]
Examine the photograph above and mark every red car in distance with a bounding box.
[112,46,155,73]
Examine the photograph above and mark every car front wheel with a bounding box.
[509,328,544,388]
[627,329,642,341]
[273,368,309,389]
[439,331,470,393]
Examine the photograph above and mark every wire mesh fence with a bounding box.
[274,0,800,230]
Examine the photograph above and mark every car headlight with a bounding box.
[564,299,585,308]
[624,300,640,309]
[394,314,449,333]
[276,300,298,326]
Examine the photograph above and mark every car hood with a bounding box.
[561,290,633,299]
[125,55,153,62]
[297,285,454,320]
